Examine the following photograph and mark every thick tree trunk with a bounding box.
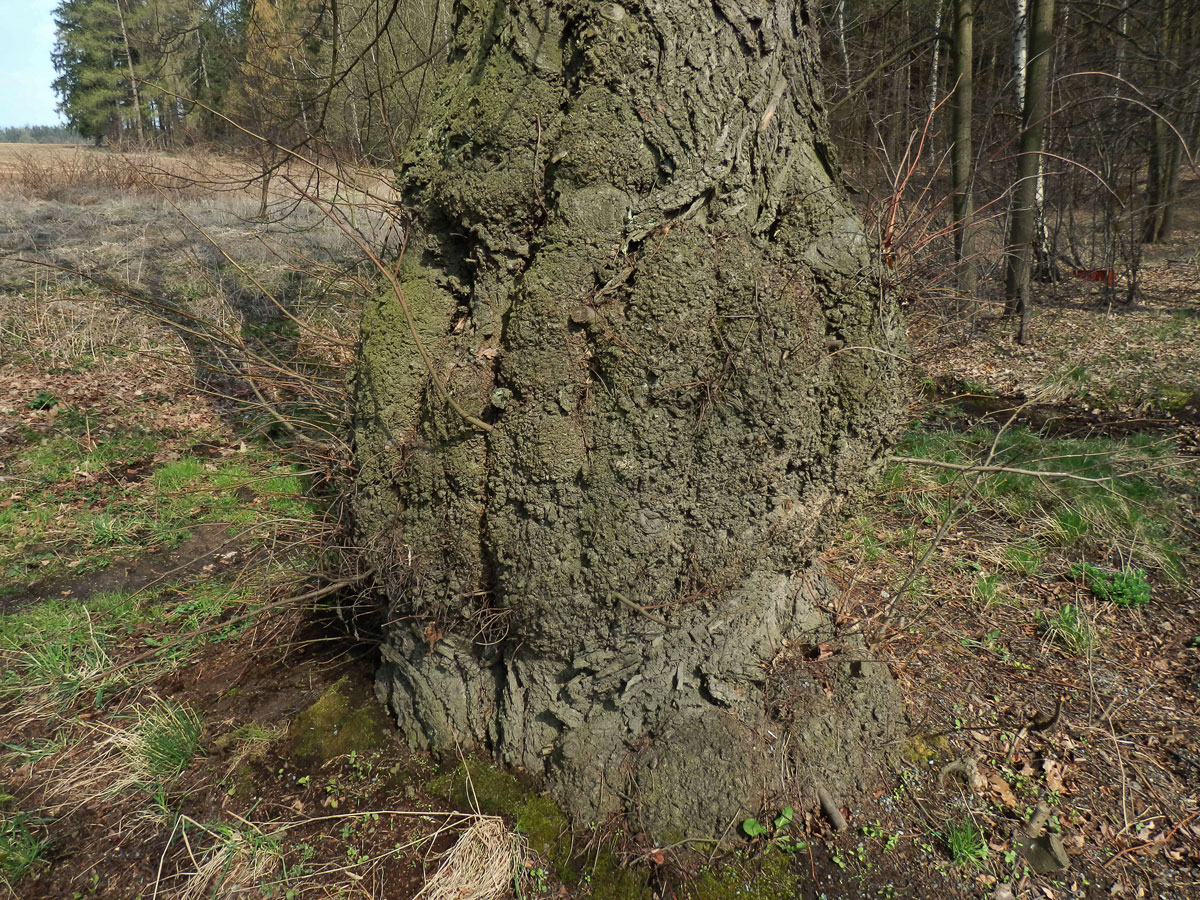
[354,0,905,841]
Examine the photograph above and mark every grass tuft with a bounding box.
[944,819,986,866]
[135,699,206,785]
[1039,603,1096,656]
[0,809,49,886]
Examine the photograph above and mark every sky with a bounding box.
[0,1,63,128]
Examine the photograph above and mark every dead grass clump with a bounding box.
[172,823,281,900]
[419,817,529,900]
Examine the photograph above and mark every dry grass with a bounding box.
[419,817,528,900]
[0,143,401,211]
[0,143,244,203]
[172,824,282,900]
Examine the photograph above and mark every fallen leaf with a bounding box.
[1043,758,1068,794]
[987,771,1018,808]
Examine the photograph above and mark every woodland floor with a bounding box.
[0,147,1197,900]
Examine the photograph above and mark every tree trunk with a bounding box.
[951,0,976,304]
[835,0,852,93]
[1013,0,1027,111]
[1141,0,1184,244]
[355,0,905,841]
[1004,0,1054,342]
[927,0,945,120]
[114,0,145,145]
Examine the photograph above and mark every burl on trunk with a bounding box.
[353,0,905,841]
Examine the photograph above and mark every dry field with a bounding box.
[0,146,1197,900]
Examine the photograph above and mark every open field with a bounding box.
[0,147,1197,899]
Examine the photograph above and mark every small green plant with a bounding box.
[741,806,807,853]
[1039,604,1095,655]
[1072,562,1151,609]
[973,572,1001,605]
[944,819,986,866]
[1004,541,1043,576]
[527,865,549,894]
[26,390,59,410]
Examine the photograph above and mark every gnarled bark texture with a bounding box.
[354,0,906,841]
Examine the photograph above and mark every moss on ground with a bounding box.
[431,759,651,900]
[903,733,952,765]
[682,852,806,900]
[430,759,821,898]
[286,677,390,762]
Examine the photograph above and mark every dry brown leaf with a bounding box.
[987,771,1018,808]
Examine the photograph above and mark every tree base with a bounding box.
[376,566,902,840]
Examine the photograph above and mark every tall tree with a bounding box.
[951,0,975,299]
[355,1,905,839]
[229,0,327,215]
[52,0,140,143]
[1141,0,1190,243]
[1004,0,1055,342]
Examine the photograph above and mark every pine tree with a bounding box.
[52,0,141,143]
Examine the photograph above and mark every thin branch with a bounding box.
[890,455,1123,484]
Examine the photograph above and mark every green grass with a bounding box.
[889,424,1187,580]
[0,580,258,708]
[152,457,206,492]
[165,579,258,636]
[1,420,322,585]
[944,819,986,866]
[87,511,148,546]
[0,592,142,705]
[16,431,159,483]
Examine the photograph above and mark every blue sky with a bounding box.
[0,1,62,127]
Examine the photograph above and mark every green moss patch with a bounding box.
[285,677,390,762]
[903,733,952,765]
[682,852,806,900]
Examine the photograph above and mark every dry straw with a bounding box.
[418,816,530,900]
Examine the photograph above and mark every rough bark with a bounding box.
[354,0,905,841]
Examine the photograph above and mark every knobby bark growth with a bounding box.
[354,0,906,840]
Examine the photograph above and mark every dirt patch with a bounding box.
[1,522,246,615]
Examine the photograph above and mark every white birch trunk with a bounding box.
[928,0,945,117]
